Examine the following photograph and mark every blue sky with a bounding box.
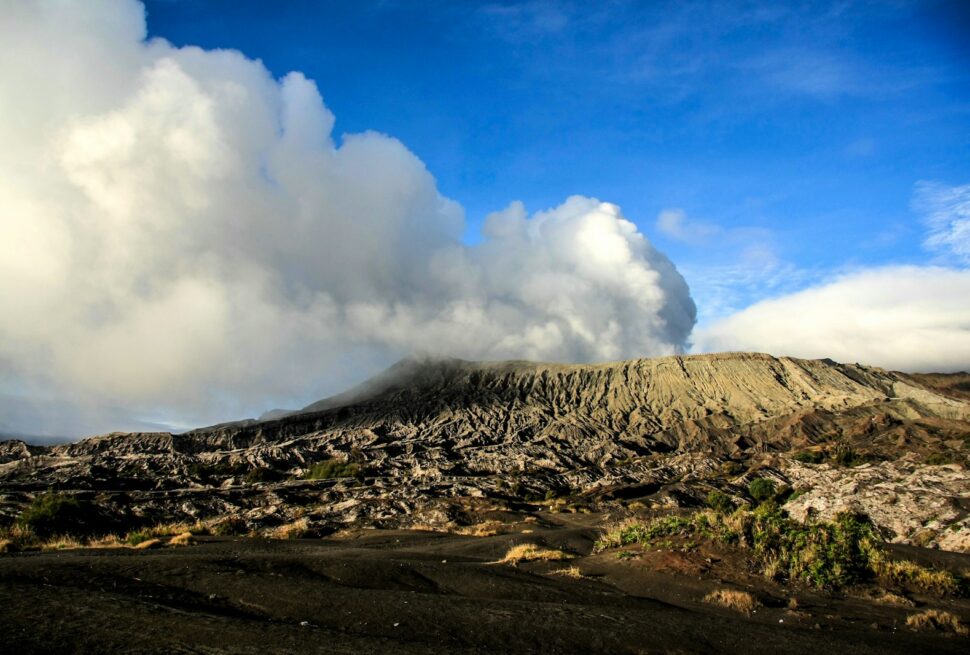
[143,0,970,321]
[1,1,969,440]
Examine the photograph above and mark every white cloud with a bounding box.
[0,1,695,434]
[655,208,720,243]
[915,181,970,263]
[693,266,970,372]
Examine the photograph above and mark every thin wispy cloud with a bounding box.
[915,181,970,264]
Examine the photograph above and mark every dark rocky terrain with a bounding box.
[1,352,969,653]
[1,352,967,545]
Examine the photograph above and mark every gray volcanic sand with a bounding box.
[1,512,967,654]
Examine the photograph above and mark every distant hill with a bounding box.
[1,352,967,548]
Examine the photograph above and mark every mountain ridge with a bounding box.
[1,352,967,550]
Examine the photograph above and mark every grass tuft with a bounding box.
[703,589,761,615]
[550,565,585,578]
[131,538,162,550]
[168,532,195,547]
[499,543,573,565]
[456,520,507,537]
[905,609,968,636]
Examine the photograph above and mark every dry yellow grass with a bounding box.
[131,538,162,550]
[268,518,311,540]
[498,543,573,565]
[40,537,86,551]
[550,565,584,578]
[146,521,209,537]
[905,609,968,636]
[871,555,959,596]
[0,538,13,553]
[702,589,761,615]
[871,590,915,607]
[455,520,506,537]
[168,531,195,547]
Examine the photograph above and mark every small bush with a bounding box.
[705,491,734,514]
[189,460,250,481]
[703,588,761,614]
[244,467,281,484]
[747,478,776,503]
[829,442,865,467]
[924,453,954,466]
[126,531,152,546]
[212,516,248,536]
[792,450,824,464]
[17,492,103,539]
[302,459,361,480]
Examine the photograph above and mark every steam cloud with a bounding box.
[0,1,695,433]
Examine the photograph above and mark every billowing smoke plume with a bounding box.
[0,1,695,434]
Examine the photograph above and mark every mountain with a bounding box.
[1,352,968,548]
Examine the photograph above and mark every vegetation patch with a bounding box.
[791,442,875,468]
[747,478,776,503]
[705,490,734,513]
[268,518,312,540]
[168,531,195,547]
[498,543,573,565]
[302,459,362,480]
[16,492,109,539]
[549,565,584,578]
[212,515,249,536]
[703,588,761,615]
[456,520,507,537]
[905,609,968,636]
[126,531,153,546]
[595,505,964,594]
[870,557,961,596]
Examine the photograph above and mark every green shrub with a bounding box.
[126,531,152,546]
[302,459,361,480]
[747,478,776,503]
[792,450,825,464]
[924,453,954,466]
[189,460,250,481]
[244,467,281,484]
[598,506,888,590]
[212,516,248,536]
[830,442,865,467]
[17,492,102,539]
[705,490,734,513]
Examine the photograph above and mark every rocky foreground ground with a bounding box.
[2,511,969,655]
